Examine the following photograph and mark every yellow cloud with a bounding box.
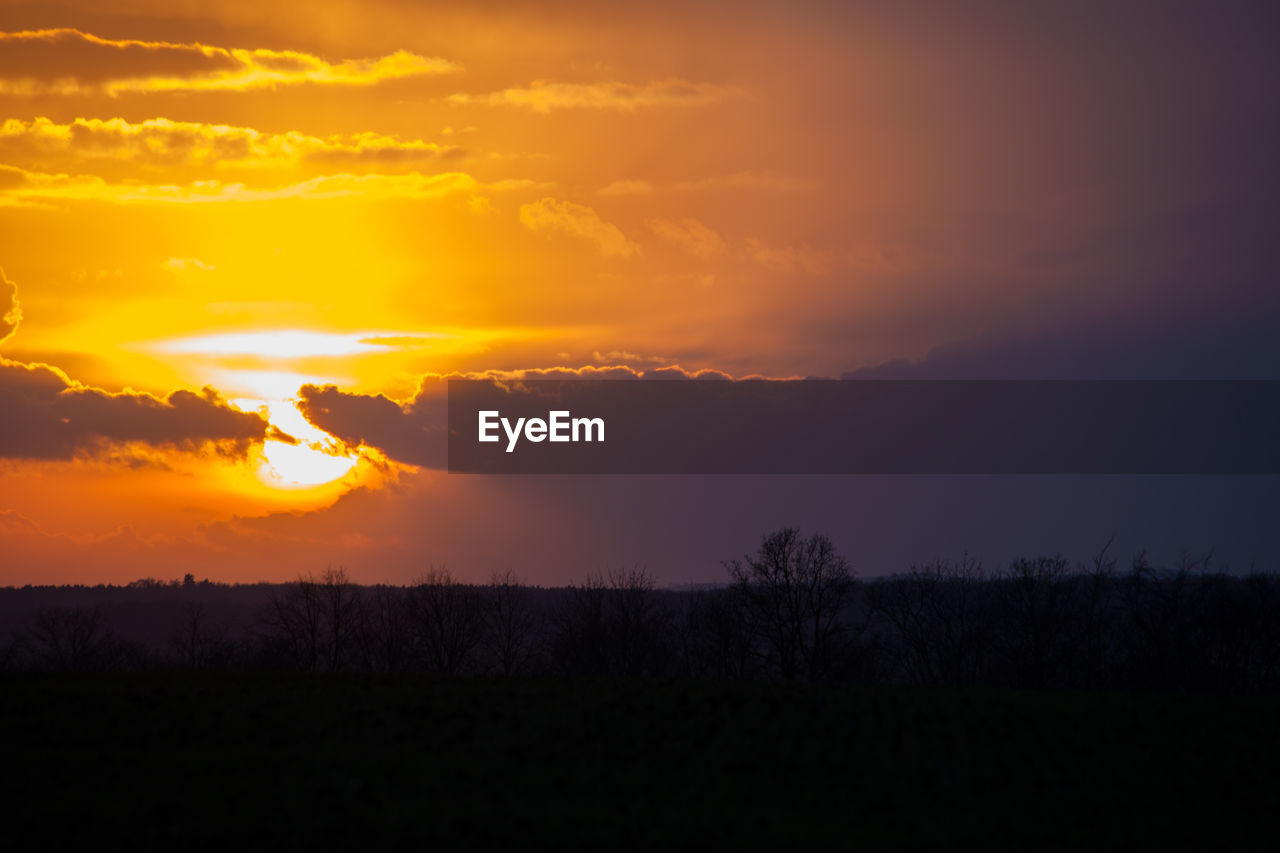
[0,29,459,95]
[1,266,21,345]
[0,117,459,169]
[0,164,532,205]
[162,257,215,273]
[448,78,737,113]
[519,197,639,257]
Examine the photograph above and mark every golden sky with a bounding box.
[2,0,1278,584]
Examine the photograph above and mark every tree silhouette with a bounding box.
[604,566,672,677]
[359,584,412,673]
[409,566,483,675]
[262,572,325,671]
[679,587,756,679]
[317,566,361,671]
[170,600,234,670]
[868,556,993,686]
[23,605,113,672]
[480,570,540,676]
[550,572,609,677]
[550,567,672,677]
[725,528,856,681]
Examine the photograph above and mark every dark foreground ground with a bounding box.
[1,675,1276,851]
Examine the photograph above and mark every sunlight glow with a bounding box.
[211,369,348,400]
[151,329,447,358]
[260,438,358,488]
[232,397,359,489]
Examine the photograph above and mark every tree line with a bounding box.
[4,528,1279,692]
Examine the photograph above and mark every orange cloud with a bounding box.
[597,179,654,197]
[519,197,638,257]
[648,218,727,259]
[0,29,459,95]
[600,172,815,195]
[743,238,835,276]
[448,78,737,113]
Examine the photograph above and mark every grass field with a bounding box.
[1,675,1276,850]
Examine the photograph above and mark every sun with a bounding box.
[233,398,359,489]
[260,435,358,487]
[142,331,385,491]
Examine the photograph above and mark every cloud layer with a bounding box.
[519,198,638,256]
[0,267,266,460]
[0,117,460,170]
[0,29,458,95]
[0,359,267,460]
[298,365,735,468]
[0,267,19,345]
[447,79,735,113]
[0,164,531,206]
[648,218,726,259]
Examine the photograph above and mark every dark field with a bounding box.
[2,675,1276,850]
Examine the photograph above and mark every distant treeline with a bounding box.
[3,528,1279,693]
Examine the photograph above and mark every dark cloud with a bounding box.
[844,307,1280,381]
[298,380,449,469]
[0,265,266,459]
[0,358,268,460]
[298,365,736,467]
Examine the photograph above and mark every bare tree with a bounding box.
[317,566,362,671]
[548,568,673,677]
[604,566,672,677]
[1121,551,1210,689]
[868,556,992,686]
[1075,539,1119,689]
[358,585,412,672]
[725,528,856,681]
[480,570,539,676]
[1236,572,1280,691]
[678,587,757,679]
[994,555,1076,687]
[550,572,609,677]
[169,601,234,670]
[409,567,483,675]
[262,572,325,671]
[23,606,114,672]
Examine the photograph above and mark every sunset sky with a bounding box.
[2,1,1278,585]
